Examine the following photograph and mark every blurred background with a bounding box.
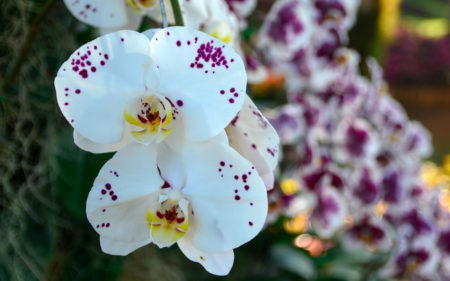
[0,0,449,280]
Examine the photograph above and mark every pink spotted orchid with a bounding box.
[63,0,171,34]
[55,27,247,153]
[258,0,314,61]
[86,139,268,275]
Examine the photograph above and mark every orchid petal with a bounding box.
[311,184,347,238]
[180,0,209,29]
[142,28,161,40]
[258,0,314,60]
[73,130,131,153]
[261,172,275,191]
[99,6,143,35]
[150,27,247,141]
[86,143,163,251]
[100,236,151,256]
[179,141,268,252]
[178,237,234,276]
[63,0,128,28]
[156,143,187,190]
[227,95,280,176]
[55,30,158,145]
[157,131,229,189]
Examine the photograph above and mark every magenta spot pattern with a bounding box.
[248,103,268,129]
[96,222,111,229]
[191,40,232,71]
[99,182,118,201]
[68,39,111,80]
[216,160,257,226]
[165,97,180,120]
[68,0,100,21]
[152,31,244,106]
[267,146,278,157]
[218,87,241,104]
[230,114,239,126]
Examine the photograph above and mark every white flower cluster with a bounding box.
[57,0,278,275]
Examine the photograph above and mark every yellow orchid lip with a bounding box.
[201,20,233,44]
[124,96,173,144]
[210,29,232,44]
[147,197,189,248]
[126,0,156,13]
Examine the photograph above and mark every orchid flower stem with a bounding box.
[169,0,184,26]
[160,0,168,28]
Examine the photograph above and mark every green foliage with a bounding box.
[48,127,112,220]
[402,0,450,19]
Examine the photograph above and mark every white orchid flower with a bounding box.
[55,26,247,153]
[86,140,268,275]
[226,96,280,190]
[63,0,170,33]
[180,0,240,49]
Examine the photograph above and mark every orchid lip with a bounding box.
[126,0,157,14]
[203,20,233,44]
[147,193,189,248]
[124,94,173,144]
